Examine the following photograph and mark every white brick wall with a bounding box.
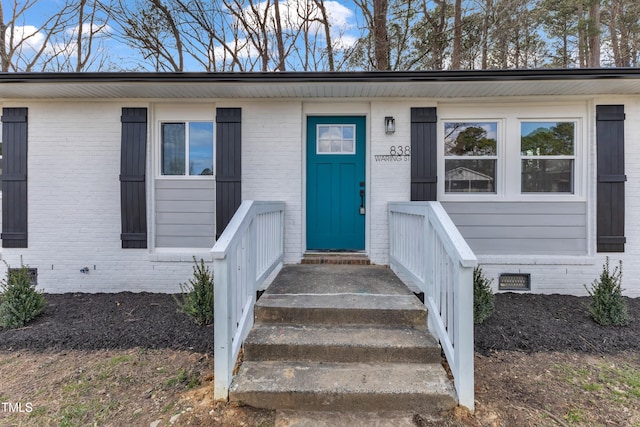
[369,101,414,264]
[0,101,209,293]
[1,97,639,297]
[239,101,303,263]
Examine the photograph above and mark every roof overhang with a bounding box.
[1,69,640,99]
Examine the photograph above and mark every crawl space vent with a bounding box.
[8,268,38,286]
[499,273,530,291]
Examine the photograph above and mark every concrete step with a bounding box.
[301,253,371,265]
[230,361,457,413]
[255,264,427,327]
[255,293,427,327]
[275,410,428,427]
[244,324,441,363]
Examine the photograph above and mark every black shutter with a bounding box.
[411,107,438,201]
[1,108,28,248]
[216,108,242,239]
[596,105,626,252]
[120,108,148,249]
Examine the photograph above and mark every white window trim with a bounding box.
[443,120,501,195]
[158,120,215,178]
[316,124,357,155]
[153,104,216,180]
[438,104,587,202]
[518,119,579,196]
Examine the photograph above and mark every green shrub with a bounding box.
[473,266,494,324]
[174,258,214,326]
[585,258,629,326]
[0,261,46,329]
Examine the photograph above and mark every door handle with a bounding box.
[359,189,365,215]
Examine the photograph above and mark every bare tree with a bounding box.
[110,0,184,71]
[480,0,493,68]
[420,0,449,70]
[0,0,77,71]
[451,0,462,68]
[171,0,247,71]
[603,0,640,67]
[272,0,286,70]
[373,0,390,69]
[312,0,335,71]
[43,0,113,71]
[587,0,600,67]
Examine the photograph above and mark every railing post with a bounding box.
[388,201,476,412]
[212,201,286,402]
[213,257,232,401]
[455,264,475,411]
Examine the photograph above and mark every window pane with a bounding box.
[189,122,214,175]
[522,159,573,193]
[445,122,497,156]
[445,159,496,193]
[317,124,355,154]
[521,122,574,156]
[162,123,186,175]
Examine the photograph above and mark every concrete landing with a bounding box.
[265,264,414,295]
[255,264,427,327]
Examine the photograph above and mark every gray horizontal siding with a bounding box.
[441,201,587,255]
[155,180,215,248]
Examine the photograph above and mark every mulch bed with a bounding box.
[475,293,640,355]
[0,293,212,353]
[0,292,638,355]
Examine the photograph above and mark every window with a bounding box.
[161,121,214,176]
[444,122,497,193]
[520,121,575,193]
[317,124,355,154]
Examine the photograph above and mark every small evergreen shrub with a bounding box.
[473,266,494,324]
[0,261,46,329]
[585,258,629,326]
[174,258,214,326]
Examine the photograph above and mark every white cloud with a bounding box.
[66,23,112,37]
[324,1,353,29]
[9,25,46,51]
[333,34,358,50]
[210,38,261,63]
[239,0,354,38]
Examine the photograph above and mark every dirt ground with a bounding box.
[0,292,638,426]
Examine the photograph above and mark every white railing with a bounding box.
[212,200,285,400]
[389,201,477,411]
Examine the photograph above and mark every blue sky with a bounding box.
[16,0,362,71]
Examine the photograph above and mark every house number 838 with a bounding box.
[389,146,411,156]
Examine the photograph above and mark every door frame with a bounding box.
[303,111,369,253]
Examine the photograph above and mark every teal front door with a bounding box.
[307,116,366,250]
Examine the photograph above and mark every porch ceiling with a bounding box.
[2,69,640,100]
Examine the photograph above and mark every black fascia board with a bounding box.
[0,68,640,85]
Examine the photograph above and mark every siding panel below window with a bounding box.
[155,180,215,248]
[442,201,587,255]
[1,108,28,248]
